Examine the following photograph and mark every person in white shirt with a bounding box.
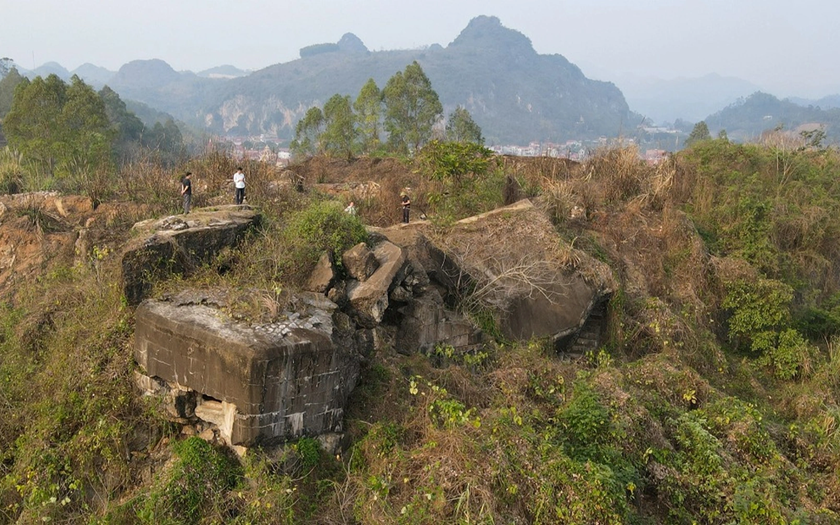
[233,167,245,204]
[344,201,357,215]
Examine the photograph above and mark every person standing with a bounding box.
[233,167,245,204]
[344,201,357,215]
[400,191,411,224]
[181,171,192,214]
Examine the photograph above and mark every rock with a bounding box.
[121,205,260,305]
[342,242,379,281]
[317,432,344,455]
[306,252,336,293]
[345,240,406,328]
[327,280,348,307]
[379,200,615,350]
[374,227,462,298]
[442,200,615,346]
[134,293,360,447]
[395,288,483,354]
[198,428,217,442]
[389,285,412,303]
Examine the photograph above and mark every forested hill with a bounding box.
[705,91,840,142]
[108,16,632,144]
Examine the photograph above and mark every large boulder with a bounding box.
[306,252,336,293]
[134,290,360,447]
[121,205,260,305]
[342,242,379,281]
[345,240,407,328]
[379,200,616,349]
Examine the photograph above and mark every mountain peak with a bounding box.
[448,15,535,55]
[338,33,368,53]
[111,59,181,90]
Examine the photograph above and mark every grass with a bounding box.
[4,142,840,522]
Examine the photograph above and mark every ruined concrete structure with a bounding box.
[132,200,615,448]
[121,205,260,305]
[135,292,359,447]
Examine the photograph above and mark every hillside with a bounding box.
[104,16,632,144]
[3,140,840,522]
[705,91,840,142]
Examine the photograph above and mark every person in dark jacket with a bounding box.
[400,191,411,223]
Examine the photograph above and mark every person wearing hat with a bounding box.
[181,171,192,214]
[400,191,411,224]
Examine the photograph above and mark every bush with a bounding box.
[276,199,368,285]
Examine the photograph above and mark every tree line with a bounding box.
[291,61,484,160]
[0,67,186,180]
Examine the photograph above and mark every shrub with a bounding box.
[276,199,368,285]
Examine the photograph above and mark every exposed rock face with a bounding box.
[121,205,260,305]
[342,242,379,281]
[437,200,616,347]
[134,291,360,447]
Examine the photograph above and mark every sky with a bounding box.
[2,0,838,99]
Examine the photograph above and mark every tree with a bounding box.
[321,94,356,160]
[4,74,113,175]
[61,76,113,171]
[685,121,711,147]
[446,106,484,144]
[0,66,24,120]
[290,106,325,158]
[383,61,443,154]
[99,85,145,161]
[354,78,382,154]
[0,57,11,78]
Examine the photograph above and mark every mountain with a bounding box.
[108,59,219,117]
[704,91,840,142]
[72,63,115,87]
[789,94,840,110]
[615,73,760,124]
[29,61,71,80]
[106,16,633,144]
[197,65,250,79]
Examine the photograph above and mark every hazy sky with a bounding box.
[2,0,838,98]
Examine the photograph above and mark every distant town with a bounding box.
[223,129,675,169]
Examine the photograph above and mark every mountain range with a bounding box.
[8,16,840,146]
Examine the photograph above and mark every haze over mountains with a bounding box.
[8,15,840,146]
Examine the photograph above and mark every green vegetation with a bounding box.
[353,78,383,155]
[292,61,455,160]
[6,80,840,522]
[382,61,443,155]
[445,105,484,145]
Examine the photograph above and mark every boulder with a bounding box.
[379,200,615,350]
[345,240,406,328]
[134,290,360,447]
[306,251,336,293]
[342,242,379,281]
[372,227,463,300]
[121,205,260,305]
[395,287,483,354]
